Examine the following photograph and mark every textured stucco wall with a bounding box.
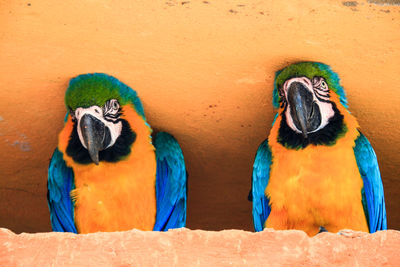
[0,0,399,233]
[1,228,400,266]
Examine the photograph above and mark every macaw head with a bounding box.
[273,62,348,149]
[64,73,144,165]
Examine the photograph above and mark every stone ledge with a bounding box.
[1,228,399,266]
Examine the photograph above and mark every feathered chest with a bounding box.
[71,146,157,233]
[266,111,365,216]
[267,143,363,205]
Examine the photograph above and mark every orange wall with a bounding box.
[0,0,399,233]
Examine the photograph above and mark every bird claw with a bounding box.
[318,226,328,233]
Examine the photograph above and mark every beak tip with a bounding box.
[92,156,100,165]
[89,153,100,165]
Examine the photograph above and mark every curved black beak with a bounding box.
[287,82,321,138]
[79,114,111,165]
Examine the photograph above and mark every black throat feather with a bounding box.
[278,102,346,149]
[66,119,136,164]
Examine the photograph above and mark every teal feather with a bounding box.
[153,132,187,231]
[251,139,272,232]
[354,132,387,232]
[47,149,77,233]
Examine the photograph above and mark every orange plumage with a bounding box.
[265,94,368,236]
[58,105,156,233]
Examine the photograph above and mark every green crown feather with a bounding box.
[65,73,145,119]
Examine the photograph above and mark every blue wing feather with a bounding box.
[153,132,187,231]
[47,148,77,233]
[354,132,387,233]
[251,139,272,232]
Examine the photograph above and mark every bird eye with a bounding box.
[112,100,119,110]
[104,99,120,118]
[321,81,327,89]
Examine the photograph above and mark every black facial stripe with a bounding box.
[104,117,122,124]
[105,113,120,119]
[315,94,332,103]
[315,90,330,98]
[315,91,329,97]
[104,116,118,120]
[313,85,329,92]
[314,85,329,93]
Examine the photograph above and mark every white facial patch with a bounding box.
[75,105,122,150]
[282,77,335,134]
[313,97,335,132]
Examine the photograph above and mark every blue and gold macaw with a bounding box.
[250,62,387,236]
[48,73,187,233]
